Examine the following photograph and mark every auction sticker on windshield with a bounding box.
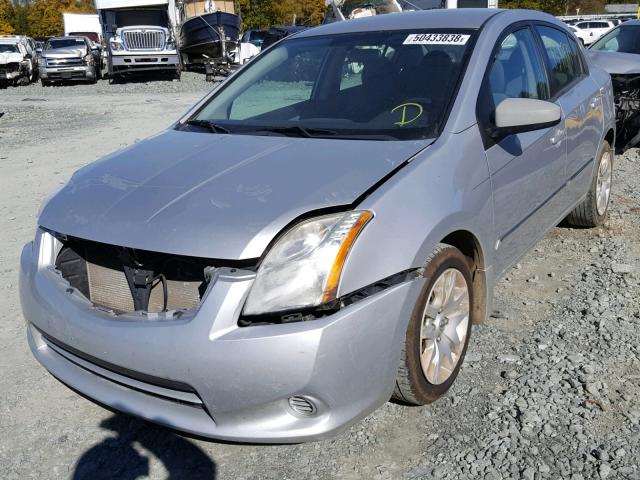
[403,33,470,45]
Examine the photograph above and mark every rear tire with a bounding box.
[394,243,473,405]
[566,140,612,227]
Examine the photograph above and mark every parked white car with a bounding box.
[569,26,592,45]
[0,37,35,87]
[573,20,616,45]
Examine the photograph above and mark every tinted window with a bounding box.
[590,26,640,54]
[487,28,549,106]
[194,30,475,140]
[536,26,581,95]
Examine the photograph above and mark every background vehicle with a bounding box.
[63,13,103,46]
[260,25,308,50]
[588,20,640,149]
[241,29,269,49]
[39,36,101,86]
[569,25,592,45]
[573,20,615,45]
[96,0,180,81]
[0,36,36,87]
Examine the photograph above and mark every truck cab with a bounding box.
[96,0,180,81]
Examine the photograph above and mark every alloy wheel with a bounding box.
[419,268,470,385]
[596,150,612,216]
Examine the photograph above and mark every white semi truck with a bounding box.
[95,0,181,81]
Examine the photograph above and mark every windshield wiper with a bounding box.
[251,126,338,138]
[185,119,230,134]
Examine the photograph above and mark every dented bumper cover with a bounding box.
[20,231,422,442]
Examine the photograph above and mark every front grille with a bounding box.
[55,237,211,314]
[46,57,84,67]
[123,29,165,50]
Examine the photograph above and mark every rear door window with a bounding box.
[536,26,581,96]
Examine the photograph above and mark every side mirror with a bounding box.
[493,98,561,136]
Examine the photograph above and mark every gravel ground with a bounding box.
[0,74,639,480]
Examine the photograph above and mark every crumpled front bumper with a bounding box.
[0,69,20,80]
[19,233,422,442]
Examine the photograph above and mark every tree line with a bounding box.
[0,0,617,38]
[0,0,94,37]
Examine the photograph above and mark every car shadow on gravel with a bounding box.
[72,414,217,479]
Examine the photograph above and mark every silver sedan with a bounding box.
[21,8,615,442]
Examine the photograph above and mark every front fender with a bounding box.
[340,126,496,297]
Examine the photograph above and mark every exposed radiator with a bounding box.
[55,239,207,314]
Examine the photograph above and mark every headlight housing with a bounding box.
[83,53,94,65]
[243,210,373,316]
[110,39,123,51]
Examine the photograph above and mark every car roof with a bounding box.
[297,8,504,37]
[622,19,640,26]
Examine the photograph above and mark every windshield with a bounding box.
[191,30,475,140]
[115,10,167,28]
[590,26,640,54]
[0,44,19,53]
[46,38,86,49]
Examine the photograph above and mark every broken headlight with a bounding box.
[242,211,373,316]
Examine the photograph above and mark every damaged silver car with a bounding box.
[21,9,616,442]
[588,19,640,150]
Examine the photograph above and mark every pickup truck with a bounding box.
[38,36,101,86]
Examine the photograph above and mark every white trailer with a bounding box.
[95,0,181,80]
[63,13,102,44]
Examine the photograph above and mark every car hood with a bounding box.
[587,50,640,74]
[40,130,431,259]
[43,46,87,58]
[0,52,23,64]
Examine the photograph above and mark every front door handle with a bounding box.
[550,129,563,145]
[599,86,606,95]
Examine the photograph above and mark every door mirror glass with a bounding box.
[494,98,561,135]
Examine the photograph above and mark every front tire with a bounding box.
[566,140,612,227]
[394,243,473,405]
